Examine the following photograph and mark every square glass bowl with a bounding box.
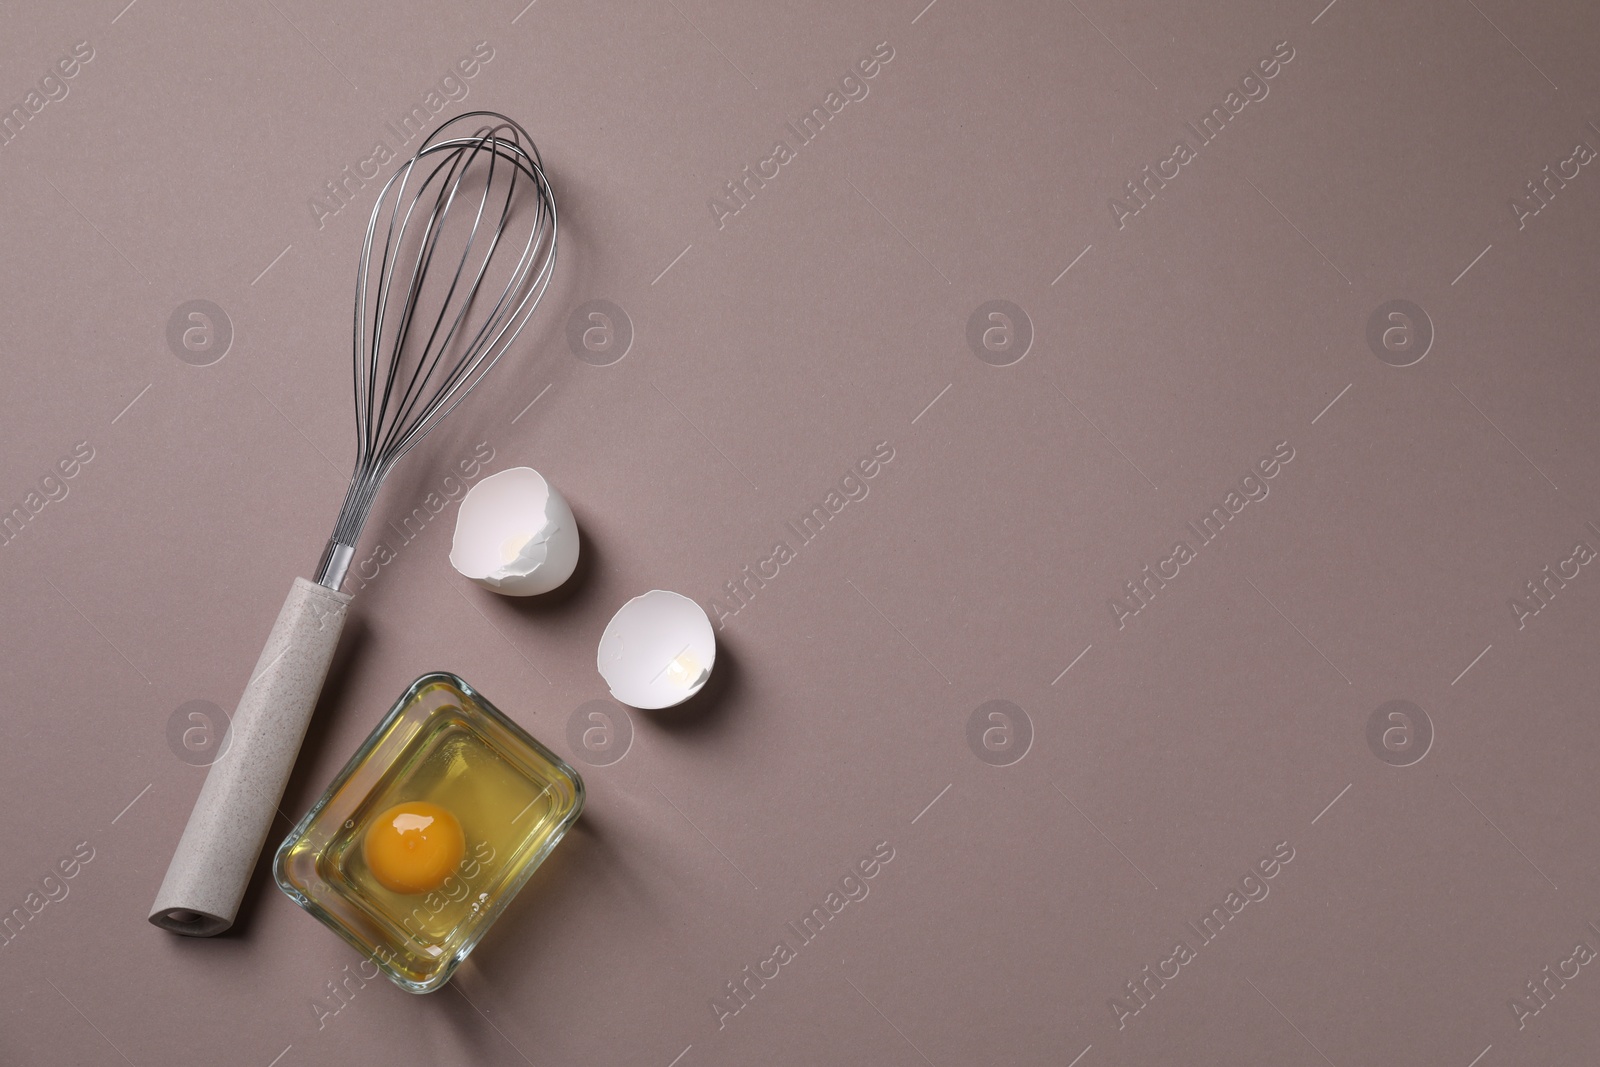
[274,672,584,993]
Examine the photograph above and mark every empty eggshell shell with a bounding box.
[449,467,580,596]
[597,590,716,710]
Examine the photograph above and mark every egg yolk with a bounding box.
[363,801,466,895]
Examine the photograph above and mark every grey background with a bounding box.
[2,0,1599,1064]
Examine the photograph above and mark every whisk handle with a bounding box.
[148,576,351,936]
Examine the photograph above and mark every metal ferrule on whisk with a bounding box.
[314,468,385,590]
[313,541,356,590]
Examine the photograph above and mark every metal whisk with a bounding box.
[316,111,558,589]
[150,112,558,937]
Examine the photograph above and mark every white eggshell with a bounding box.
[449,467,580,596]
[597,590,716,709]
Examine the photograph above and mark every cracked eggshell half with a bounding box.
[597,590,715,709]
[449,467,580,596]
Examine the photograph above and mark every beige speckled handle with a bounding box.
[149,577,351,936]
